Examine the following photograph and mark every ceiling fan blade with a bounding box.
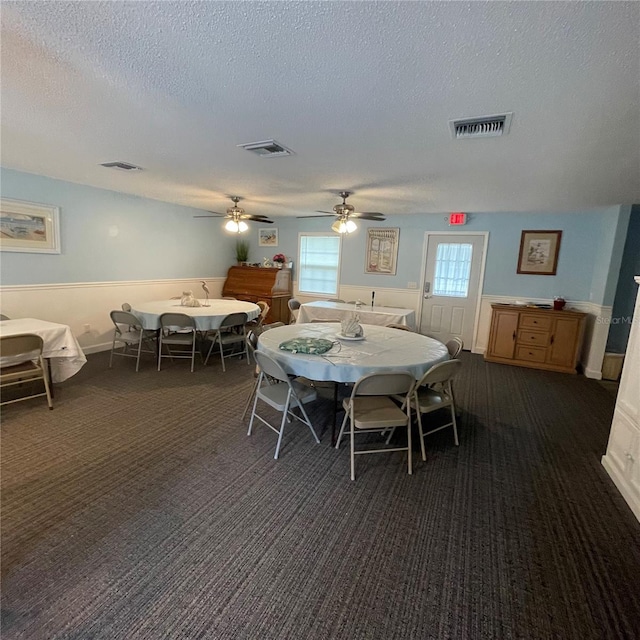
[193,215,219,219]
[244,216,273,223]
[353,213,386,221]
[315,210,335,215]
[240,214,270,220]
[296,214,336,219]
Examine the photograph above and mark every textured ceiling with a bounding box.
[1,1,639,217]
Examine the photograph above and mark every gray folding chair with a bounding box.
[158,312,200,372]
[288,298,301,324]
[445,337,464,358]
[204,312,248,371]
[390,359,463,461]
[248,351,320,459]
[241,323,289,420]
[109,310,157,372]
[335,371,415,481]
[0,334,53,410]
[246,301,270,331]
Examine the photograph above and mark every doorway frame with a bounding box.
[417,231,489,351]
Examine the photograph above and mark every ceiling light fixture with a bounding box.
[224,215,249,233]
[331,216,357,234]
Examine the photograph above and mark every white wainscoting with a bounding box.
[0,278,226,354]
[1,280,611,377]
[473,295,611,379]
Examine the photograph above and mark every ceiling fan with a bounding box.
[194,196,273,233]
[298,191,385,234]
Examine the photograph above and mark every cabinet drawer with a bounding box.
[515,345,547,363]
[520,314,552,331]
[517,330,550,347]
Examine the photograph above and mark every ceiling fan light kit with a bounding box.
[225,219,249,233]
[194,195,273,233]
[332,217,358,234]
[320,192,386,234]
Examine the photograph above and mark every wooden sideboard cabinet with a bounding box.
[484,304,587,374]
[222,265,292,325]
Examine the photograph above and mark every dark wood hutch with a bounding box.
[222,265,292,325]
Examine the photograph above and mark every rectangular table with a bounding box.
[297,301,416,330]
[0,318,87,383]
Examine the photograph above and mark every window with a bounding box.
[298,234,341,295]
[433,243,473,297]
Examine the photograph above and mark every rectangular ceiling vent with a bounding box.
[237,139,294,158]
[449,113,513,139]
[100,161,143,171]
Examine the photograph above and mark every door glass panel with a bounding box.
[433,243,473,297]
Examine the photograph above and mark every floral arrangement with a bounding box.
[272,253,286,264]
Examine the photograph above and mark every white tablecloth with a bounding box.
[0,318,87,383]
[258,323,448,383]
[131,299,260,331]
[297,301,416,330]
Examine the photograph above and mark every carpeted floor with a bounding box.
[1,350,639,640]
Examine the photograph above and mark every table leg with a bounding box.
[331,382,339,446]
[46,357,55,399]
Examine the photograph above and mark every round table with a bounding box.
[257,323,449,383]
[131,299,260,331]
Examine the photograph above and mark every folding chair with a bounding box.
[158,312,200,372]
[335,371,415,481]
[445,337,464,358]
[288,298,301,324]
[0,334,53,410]
[248,351,320,459]
[109,310,157,372]
[203,312,248,371]
[389,359,463,461]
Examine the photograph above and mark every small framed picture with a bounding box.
[258,228,278,247]
[517,230,562,275]
[0,198,61,254]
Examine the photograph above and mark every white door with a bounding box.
[418,233,486,348]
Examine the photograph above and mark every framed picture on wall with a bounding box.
[365,228,400,275]
[517,230,562,275]
[0,198,61,254]
[258,228,278,247]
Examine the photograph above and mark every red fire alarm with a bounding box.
[449,212,467,226]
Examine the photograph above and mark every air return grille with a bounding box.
[449,113,513,139]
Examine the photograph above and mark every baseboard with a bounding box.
[602,455,640,522]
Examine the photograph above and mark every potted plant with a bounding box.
[272,253,286,268]
[235,239,250,265]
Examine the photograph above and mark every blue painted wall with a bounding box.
[0,168,238,284]
[1,168,627,310]
[282,208,624,305]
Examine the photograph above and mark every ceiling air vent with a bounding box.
[237,139,294,158]
[100,161,143,171]
[449,113,513,139]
